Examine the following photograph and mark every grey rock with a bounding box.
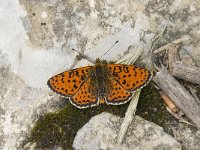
[173,125,200,150]
[0,0,200,149]
[73,112,181,150]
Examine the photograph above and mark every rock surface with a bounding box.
[0,0,200,149]
[73,112,181,150]
[173,125,200,150]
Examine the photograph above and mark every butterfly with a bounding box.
[47,59,152,109]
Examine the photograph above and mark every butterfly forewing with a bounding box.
[47,66,92,97]
[107,64,152,92]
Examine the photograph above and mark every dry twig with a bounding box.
[153,68,200,128]
[153,37,190,54]
[172,61,200,85]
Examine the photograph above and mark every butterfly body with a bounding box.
[47,59,152,108]
[87,60,112,104]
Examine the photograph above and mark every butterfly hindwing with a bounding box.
[47,66,92,97]
[107,64,152,92]
[106,79,132,105]
[70,78,98,108]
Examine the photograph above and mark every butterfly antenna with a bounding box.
[94,49,96,60]
[100,40,119,58]
[72,48,95,64]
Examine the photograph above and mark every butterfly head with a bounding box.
[94,58,107,65]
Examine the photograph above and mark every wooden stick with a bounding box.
[172,61,200,85]
[153,68,200,128]
[153,38,190,54]
[168,44,180,73]
[72,48,95,64]
[159,91,178,112]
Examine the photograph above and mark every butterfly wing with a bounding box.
[106,79,133,105]
[47,66,92,97]
[70,78,98,108]
[107,64,152,92]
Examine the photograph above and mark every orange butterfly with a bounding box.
[47,59,152,108]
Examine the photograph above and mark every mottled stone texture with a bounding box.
[73,113,181,150]
[0,0,200,149]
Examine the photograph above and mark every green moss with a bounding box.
[136,83,172,129]
[26,83,172,149]
[27,100,129,149]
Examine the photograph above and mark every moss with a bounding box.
[27,83,172,149]
[28,100,129,149]
[136,83,173,130]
